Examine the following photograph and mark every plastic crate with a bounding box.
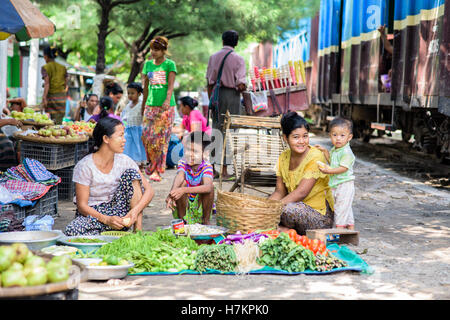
[0,203,26,220]
[19,141,75,170]
[75,141,90,163]
[26,186,58,218]
[51,166,75,200]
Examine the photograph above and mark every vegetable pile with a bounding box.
[194,244,238,272]
[218,231,268,245]
[94,229,199,273]
[256,232,317,272]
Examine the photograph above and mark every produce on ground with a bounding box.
[257,232,316,272]
[218,231,268,245]
[233,239,263,273]
[193,244,238,273]
[88,255,130,267]
[314,253,347,272]
[0,243,71,288]
[94,229,199,273]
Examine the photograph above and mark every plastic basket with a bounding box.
[75,141,89,163]
[26,186,58,218]
[0,203,26,220]
[19,140,75,170]
[51,166,75,201]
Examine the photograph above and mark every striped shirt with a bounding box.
[177,159,213,201]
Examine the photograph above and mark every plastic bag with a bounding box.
[250,91,268,113]
[23,215,54,231]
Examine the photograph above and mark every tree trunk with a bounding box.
[95,3,112,75]
[127,47,150,84]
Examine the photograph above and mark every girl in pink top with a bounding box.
[179,96,212,136]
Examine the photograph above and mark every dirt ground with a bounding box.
[54,132,450,300]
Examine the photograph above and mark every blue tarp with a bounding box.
[394,0,444,22]
[0,1,25,35]
[318,0,341,52]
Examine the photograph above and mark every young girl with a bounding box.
[121,82,146,170]
[166,131,214,225]
[141,36,177,182]
[89,96,121,123]
[315,117,356,230]
[179,96,212,136]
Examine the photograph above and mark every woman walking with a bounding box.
[141,36,177,182]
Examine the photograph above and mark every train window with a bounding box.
[379,0,395,93]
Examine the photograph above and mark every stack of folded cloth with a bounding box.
[0,158,61,207]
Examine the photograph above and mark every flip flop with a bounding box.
[149,173,162,182]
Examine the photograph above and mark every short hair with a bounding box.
[184,131,211,151]
[329,117,353,133]
[222,30,239,47]
[280,111,310,137]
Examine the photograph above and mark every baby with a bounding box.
[315,117,356,230]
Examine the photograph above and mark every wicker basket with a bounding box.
[215,190,283,233]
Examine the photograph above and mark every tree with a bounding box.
[119,0,319,83]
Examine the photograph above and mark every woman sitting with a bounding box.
[64,116,154,236]
[269,112,335,235]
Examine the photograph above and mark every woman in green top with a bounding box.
[41,46,68,125]
[141,36,177,182]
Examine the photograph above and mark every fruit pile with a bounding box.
[63,121,96,135]
[29,125,86,141]
[11,107,53,125]
[0,243,71,288]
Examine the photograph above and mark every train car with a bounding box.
[311,0,450,161]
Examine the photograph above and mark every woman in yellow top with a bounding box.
[41,46,68,124]
[269,112,334,235]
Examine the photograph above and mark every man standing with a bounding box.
[206,30,246,178]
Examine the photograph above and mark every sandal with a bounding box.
[149,172,162,182]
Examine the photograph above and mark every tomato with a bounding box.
[318,243,326,254]
[311,244,319,255]
[287,229,297,241]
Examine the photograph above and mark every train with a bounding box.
[263,0,450,161]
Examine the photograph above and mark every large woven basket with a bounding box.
[216,190,283,233]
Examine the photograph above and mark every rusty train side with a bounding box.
[307,0,450,161]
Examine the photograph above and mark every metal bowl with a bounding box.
[72,258,134,281]
[0,231,62,251]
[57,235,118,254]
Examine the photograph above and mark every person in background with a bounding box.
[206,30,247,178]
[315,117,356,230]
[0,118,22,170]
[89,96,121,123]
[200,87,210,118]
[64,116,154,235]
[121,82,146,171]
[105,82,124,109]
[378,25,393,93]
[141,36,177,182]
[166,131,214,225]
[74,93,99,122]
[41,46,68,125]
[178,96,212,137]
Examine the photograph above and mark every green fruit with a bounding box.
[24,255,46,269]
[46,263,69,283]
[1,269,27,287]
[118,259,129,266]
[23,107,34,114]
[8,262,24,272]
[11,243,29,264]
[26,266,48,286]
[50,255,72,269]
[104,255,119,266]
[0,246,16,272]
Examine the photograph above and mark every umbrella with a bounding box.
[0,0,55,41]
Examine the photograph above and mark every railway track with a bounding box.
[311,129,450,190]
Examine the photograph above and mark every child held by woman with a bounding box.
[315,117,356,230]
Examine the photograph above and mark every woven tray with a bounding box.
[216,190,283,233]
[14,132,89,144]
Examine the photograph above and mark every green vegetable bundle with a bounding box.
[194,244,238,273]
[257,232,316,272]
[95,229,199,273]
